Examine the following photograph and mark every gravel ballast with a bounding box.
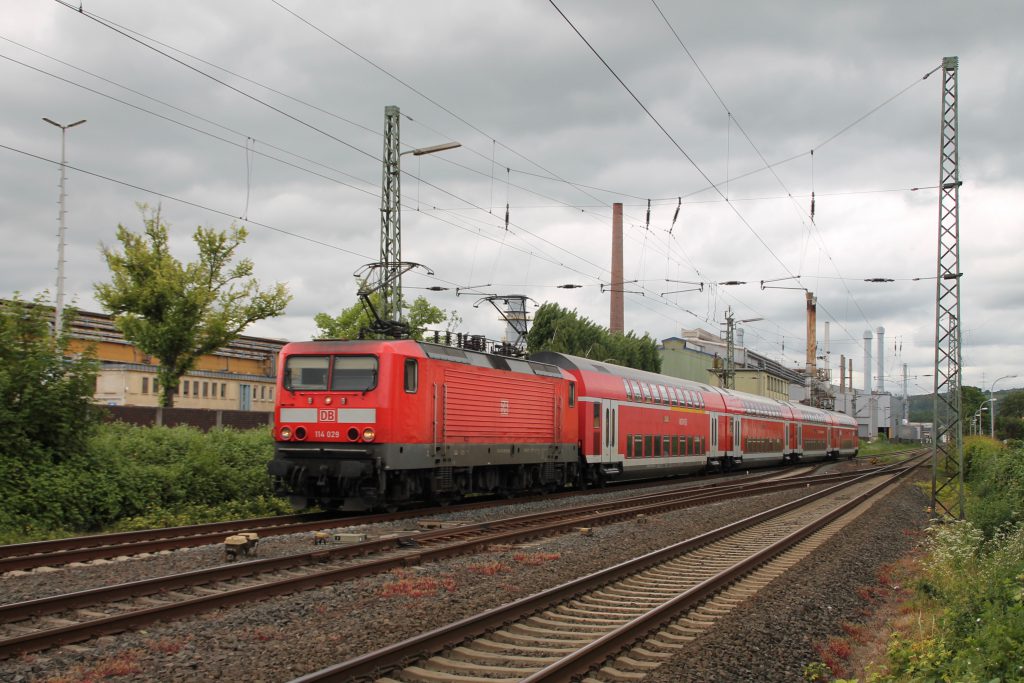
[0,465,929,682]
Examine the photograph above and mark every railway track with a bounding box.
[289,454,926,683]
[0,461,831,574]
[0,463,898,660]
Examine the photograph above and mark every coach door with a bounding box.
[601,399,616,461]
[718,416,732,454]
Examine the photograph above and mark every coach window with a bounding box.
[641,383,653,402]
[623,379,633,401]
[630,380,642,402]
[404,358,418,393]
[593,402,600,429]
[658,385,669,404]
[331,356,378,392]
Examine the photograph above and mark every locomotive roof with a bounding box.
[283,338,567,380]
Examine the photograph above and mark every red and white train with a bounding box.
[268,339,858,511]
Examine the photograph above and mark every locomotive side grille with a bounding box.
[442,366,557,440]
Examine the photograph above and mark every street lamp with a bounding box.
[989,374,1018,439]
[42,117,86,333]
[402,141,461,157]
[972,402,991,436]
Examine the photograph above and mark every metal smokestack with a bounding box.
[610,202,624,334]
[863,330,873,393]
[839,354,846,393]
[876,326,885,393]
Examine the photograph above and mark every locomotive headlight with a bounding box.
[324,397,333,405]
[280,426,293,440]
[362,427,376,442]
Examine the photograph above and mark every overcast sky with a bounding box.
[3,1,1022,395]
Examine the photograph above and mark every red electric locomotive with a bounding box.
[269,339,579,511]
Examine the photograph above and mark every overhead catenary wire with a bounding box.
[42,3,936,314]
[44,1,939,358]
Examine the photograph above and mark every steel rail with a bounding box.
[0,465,902,659]
[522,456,926,681]
[287,455,924,682]
[0,460,821,573]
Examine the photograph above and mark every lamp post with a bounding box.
[42,117,86,333]
[972,402,990,436]
[989,374,1018,439]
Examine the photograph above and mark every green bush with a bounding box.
[966,440,1023,537]
[0,422,286,543]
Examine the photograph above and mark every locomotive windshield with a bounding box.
[331,356,377,391]
[283,355,378,392]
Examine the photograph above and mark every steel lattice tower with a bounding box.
[931,56,964,520]
[723,307,736,389]
[378,105,403,324]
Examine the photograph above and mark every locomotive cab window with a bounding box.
[284,356,330,391]
[404,358,418,393]
[332,356,378,392]
[568,382,576,407]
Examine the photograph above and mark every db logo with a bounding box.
[318,409,337,422]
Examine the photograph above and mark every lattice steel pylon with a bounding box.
[931,56,965,520]
[378,105,403,325]
[722,307,737,389]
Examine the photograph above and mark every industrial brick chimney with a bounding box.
[610,202,624,334]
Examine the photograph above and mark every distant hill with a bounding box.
[909,394,933,423]
[907,389,1016,423]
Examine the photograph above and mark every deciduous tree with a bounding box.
[95,206,291,407]
[0,294,100,462]
[314,292,459,341]
[527,302,661,372]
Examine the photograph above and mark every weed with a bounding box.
[44,650,143,682]
[379,575,457,598]
[144,636,190,654]
[251,626,282,642]
[840,621,870,644]
[513,552,561,565]
[468,561,511,576]
[802,660,831,682]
